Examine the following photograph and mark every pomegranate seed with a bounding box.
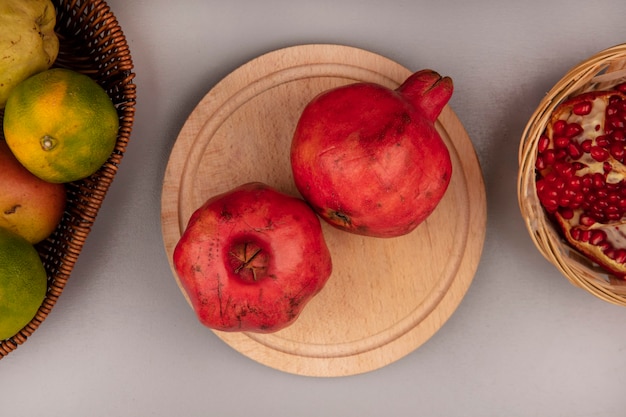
[572,162,587,171]
[604,248,616,260]
[581,139,593,152]
[607,212,622,221]
[565,123,583,137]
[593,173,606,188]
[591,146,610,162]
[611,130,626,142]
[598,241,611,252]
[535,157,546,171]
[553,119,567,136]
[580,230,592,242]
[538,135,550,153]
[554,136,570,148]
[573,193,585,206]
[555,161,574,177]
[616,249,626,264]
[570,228,582,240]
[579,214,596,226]
[590,230,607,245]
[567,142,583,159]
[617,83,626,93]
[603,161,613,173]
[596,135,610,147]
[568,176,581,188]
[559,208,574,219]
[608,192,621,204]
[559,197,571,206]
[572,100,592,116]
[543,149,556,165]
[608,115,625,130]
[610,143,625,160]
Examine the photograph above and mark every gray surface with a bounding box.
[3,0,626,415]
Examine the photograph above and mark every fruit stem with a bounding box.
[40,135,57,151]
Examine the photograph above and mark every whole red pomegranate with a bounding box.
[290,69,453,238]
[173,182,333,333]
[535,85,626,277]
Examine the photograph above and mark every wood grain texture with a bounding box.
[161,44,487,377]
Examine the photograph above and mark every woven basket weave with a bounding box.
[0,0,135,358]
[518,43,626,306]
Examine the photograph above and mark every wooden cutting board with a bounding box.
[161,44,487,377]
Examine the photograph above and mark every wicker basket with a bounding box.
[0,0,135,358]
[518,43,626,306]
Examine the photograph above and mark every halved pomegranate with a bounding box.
[536,84,626,277]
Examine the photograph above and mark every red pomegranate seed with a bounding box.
[604,248,616,260]
[580,230,592,242]
[568,176,582,190]
[555,162,574,177]
[589,230,607,245]
[616,249,626,264]
[610,143,625,160]
[592,173,606,188]
[579,214,596,226]
[553,119,567,136]
[607,115,625,130]
[559,208,574,219]
[535,156,546,170]
[607,212,621,221]
[612,130,626,142]
[596,135,610,147]
[538,135,550,153]
[572,101,592,116]
[581,139,593,152]
[567,142,583,159]
[570,228,582,240]
[591,146,610,162]
[543,149,556,165]
[565,123,583,137]
[554,136,570,148]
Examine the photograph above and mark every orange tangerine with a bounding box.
[3,68,119,183]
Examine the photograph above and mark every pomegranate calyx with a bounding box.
[396,69,453,122]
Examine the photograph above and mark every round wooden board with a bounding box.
[161,44,487,377]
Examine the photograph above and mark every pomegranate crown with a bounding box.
[397,69,453,122]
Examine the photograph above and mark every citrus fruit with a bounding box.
[0,226,47,341]
[2,68,119,183]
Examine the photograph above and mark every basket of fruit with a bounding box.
[0,0,135,358]
[518,43,626,306]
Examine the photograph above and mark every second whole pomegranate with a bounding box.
[290,69,453,238]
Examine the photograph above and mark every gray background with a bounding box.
[3,0,626,415]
